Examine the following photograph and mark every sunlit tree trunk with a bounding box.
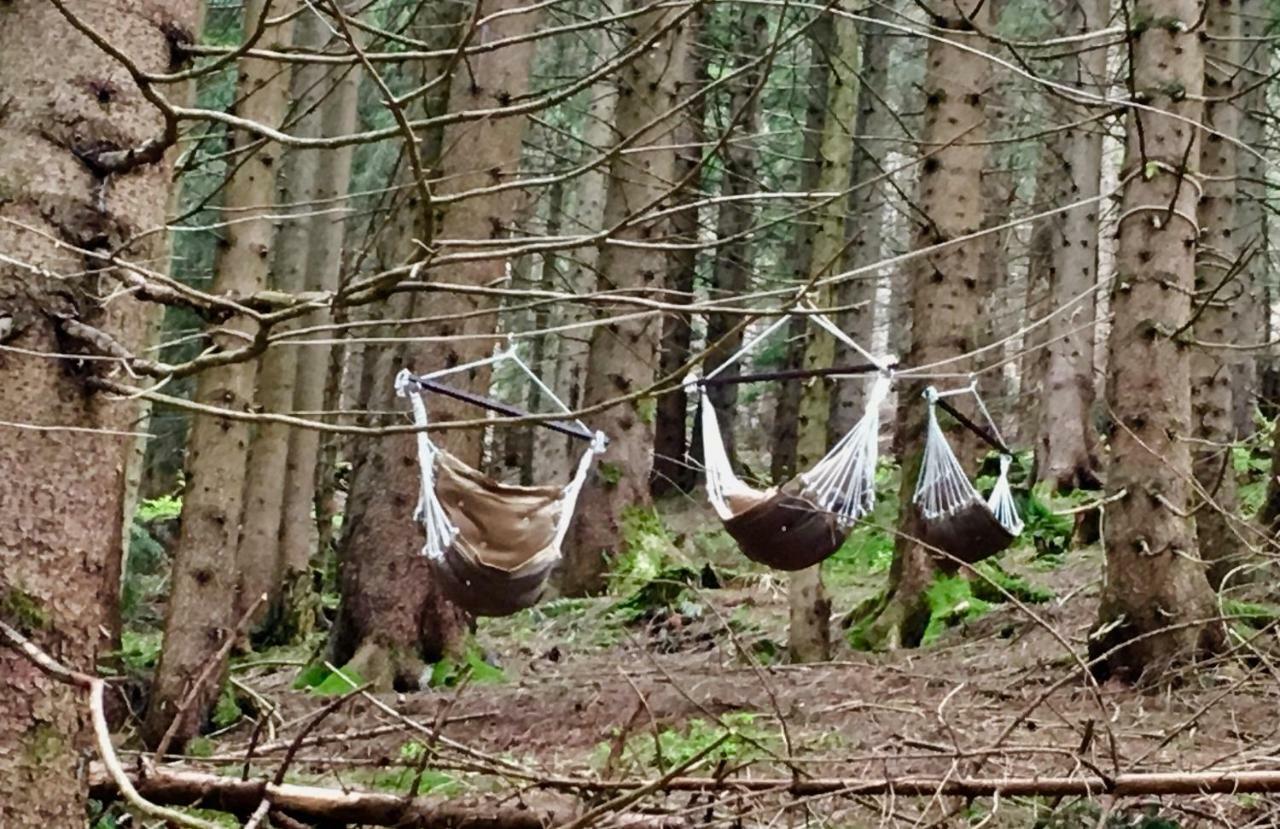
[1034,0,1107,492]
[1089,0,1225,681]
[560,2,691,595]
[144,0,295,750]
[859,0,990,650]
[790,10,859,664]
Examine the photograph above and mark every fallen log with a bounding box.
[88,764,683,829]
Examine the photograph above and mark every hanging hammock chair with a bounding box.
[690,308,894,571]
[395,353,606,617]
[912,384,1024,565]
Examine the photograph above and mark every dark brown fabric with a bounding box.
[916,501,1015,568]
[430,451,564,617]
[722,488,848,571]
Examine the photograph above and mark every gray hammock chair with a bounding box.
[689,309,893,571]
[395,355,606,617]
[912,383,1024,564]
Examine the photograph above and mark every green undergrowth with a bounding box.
[592,712,775,775]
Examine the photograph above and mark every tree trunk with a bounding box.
[650,12,705,497]
[1033,0,1107,492]
[830,1,896,442]
[1089,0,1225,682]
[790,10,859,664]
[1191,0,1244,590]
[1234,0,1269,434]
[858,0,990,650]
[235,7,332,637]
[329,0,540,683]
[144,0,295,750]
[702,11,768,471]
[277,10,364,641]
[0,0,196,819]
[560,2,690,596]
[771,16,832,484]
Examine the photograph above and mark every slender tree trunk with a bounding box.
[650,11,706,497]
[1089,0,1225,682]
[1234,0,1269,433]
[278,20,363,640]
[771,17,833,483]
[830,2,896,441]
[330,0,540,682]
[0,1,196,818]
[235,7,331,636]
[1034,0,1107,492]
[144,0,295,750]
[790,10,859,664]
[560,2,690,596]
[702,12,768,470]
[976,168,1013,423]
[1191,0,1244,590]
[859,0,991,650]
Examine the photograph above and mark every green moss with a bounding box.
[24,722,66,764]
[0,585,49,633]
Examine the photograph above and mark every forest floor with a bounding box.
[115,495,1280,828]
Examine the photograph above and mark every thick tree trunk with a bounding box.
[790,11,859,664]
[859,0,990,650]
[1089,0,1225,682]
[830,1,896,441]
[330,0,539,681]
[235,8,332,636]
[702,12,767,470]
[277,11,363,640]
[1033,0,1107,493]
[560,3,690,596]
[650,22,705,497]
[144,0,295,750]
[0,0,196,819]
[1191,0,1244,590]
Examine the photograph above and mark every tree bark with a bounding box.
[858,0,990,650]
[277,8,363,640]
[650,11,706,497]
[790,10,859,664]
[144,0,295,750]
[1089,0,1225,682]
[234,7,332,637]
[0,0,196,819]
[830,1,896,441]
[560,2,691,596]
[1033,0,1107,493]
[702,11,768,471]
[1190,0,1243,591]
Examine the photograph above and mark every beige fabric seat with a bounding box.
[431,452,566,617]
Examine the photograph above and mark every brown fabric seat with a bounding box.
[721,485,848,571]
[430,451,566,617]
[916,501,1016,568]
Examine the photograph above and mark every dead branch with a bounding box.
[87,764,687,829]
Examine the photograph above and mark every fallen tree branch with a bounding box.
[88,765,686,829]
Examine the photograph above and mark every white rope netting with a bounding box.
[693,377,764,521]
[798,374,890,527]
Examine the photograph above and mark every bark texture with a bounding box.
[1089,0,1225,681]
[560,3,690,595]
[859,0,990,650]
[0,0,196,820]
[144,0,295,750]
[1191,0,1243,590]
[1033,0,1107,492]
[789,10,859,663]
